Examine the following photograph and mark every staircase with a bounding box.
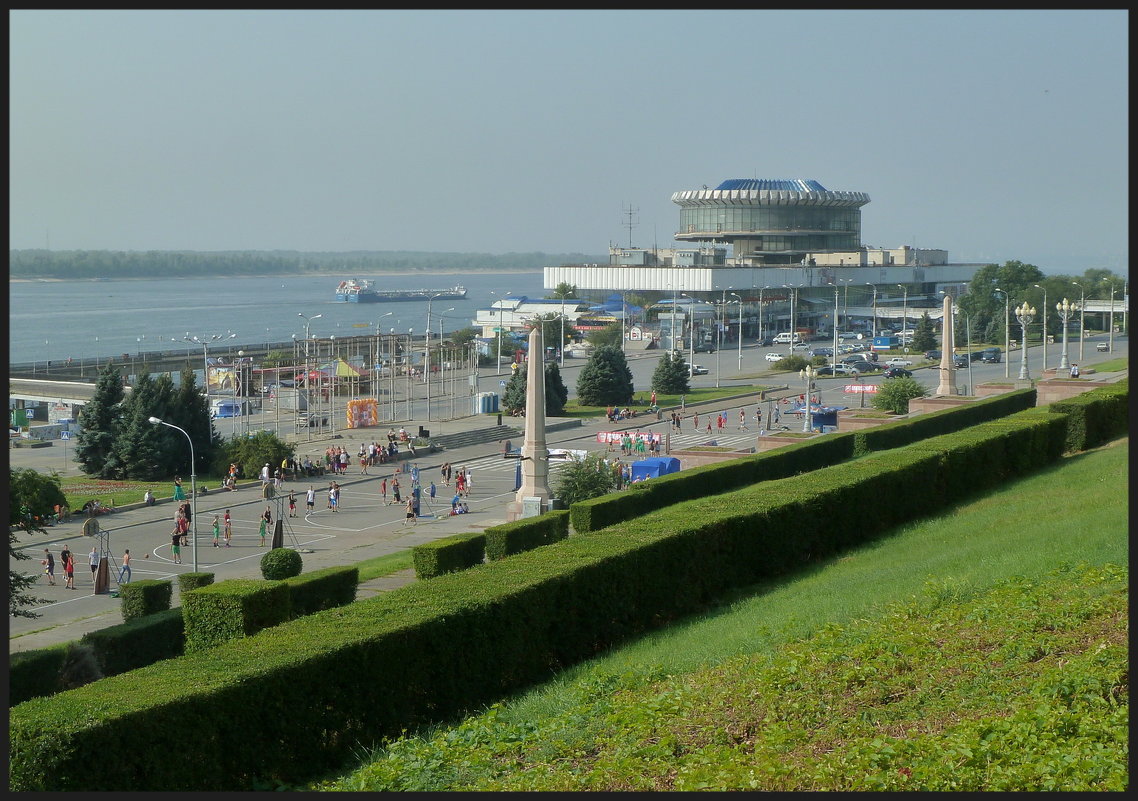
[431,424,523,452]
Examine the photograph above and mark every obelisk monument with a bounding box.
[507,324,551,519]
[936,293,958,395]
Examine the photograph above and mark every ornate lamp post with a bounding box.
[148,417,196,573]
[799,365,818,433]
[1056,298,1077,371]
[1071,281,1086,364]
[1015,302,1037,380]
[1033,284,1048,370]
[993,287,1010,378]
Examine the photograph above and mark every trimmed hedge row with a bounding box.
[283,564,359,617]
[412,532,486,579]
[8,645,70,707]
[484,510,570,560]
[9,405,1083,791]
[182,579,291,653]
[120,579,173,621]
[79,608,186,678]
[1049,378,1129,452]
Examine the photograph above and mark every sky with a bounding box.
[9,9,1129,275]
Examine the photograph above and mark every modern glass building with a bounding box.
[671,178,871,266]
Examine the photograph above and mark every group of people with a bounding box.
[42,544,132,587]
[605,406,639,422]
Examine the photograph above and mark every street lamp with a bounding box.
[1104,280,1116,353]
[681,293,696,374]
[730,292,743,370]
[866,283,878,339]
[1072,281,1086,364]
[994,287,1010,378]
[799,365,818,433]
[1056,298,1077,371]
[178,332,237,411]
[896,284,908,343]
[830,284,840,367]
[1033,284,1048,370]
[758,286,770,343]
[1015,302,1036,380]
[490,292,513,375]
[148,417,197,573]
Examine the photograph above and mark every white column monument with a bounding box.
[936,293,958,396]
[506,324,551,520]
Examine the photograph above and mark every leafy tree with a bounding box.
[448,326,480,347]
[74,363,127,478]
[911,312,937,352]
[502,366,527,414]
[549,282,577,300]
[528,312,578,355]
[774,354,808,372]
[575,345,634,407]
[217,431,292,482]
[651,351,690,394]
[9,469,67,617]
[262,349,291,368]
[959,260,1046,345]
[585,322,623,349]
[553,452,617,505]
[167,368,219,477]
[872,376,929,414]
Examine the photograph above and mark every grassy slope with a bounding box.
[316,438,1128,792]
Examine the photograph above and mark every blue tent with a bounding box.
[630,456,680,481]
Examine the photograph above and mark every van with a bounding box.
[772,332,801,345]
[980,347,1002,363]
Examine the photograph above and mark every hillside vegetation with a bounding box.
[315,440,1128,792]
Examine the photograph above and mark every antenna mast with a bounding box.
[622,203,639,249]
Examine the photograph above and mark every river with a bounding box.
[8,272,548,364]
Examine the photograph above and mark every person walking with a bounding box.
[739,409,747,430]
[258,510,268,546]
[64,549,76,588]
[305,486,315,513]
[171,529,182,564]
[391,476,401,504]
[43,548,55,585]
[405,495,417,525]
[172,476,186,501]
[88,545,100,584]
[380,477,388,505]
[428,480,436,505]
[288,491,297,518]
[223,509,233,547]
[212,515,221,548]
[118,549,132,584]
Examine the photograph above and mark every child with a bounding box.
[212,515,221,548]
[223,510,232,547]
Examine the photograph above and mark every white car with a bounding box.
[764,352,785,362]
[689,364,709,376]
[885,357,913,368]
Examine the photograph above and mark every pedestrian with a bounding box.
[380,477,388,505]
[288,490,297,518]
[706,419,712,435]
[440,462,449,487]
[304,484,315,512]
[64,550,76,588]
[260,463,271,485]
[259,511,268,546]
[405,496,417,524]
[429,480,436,503]
[328,485,338,513]
[43,548,55,585]
[739,409,747,430]
[118,549,131,584]
[212,515,221,547]
[1070,363,1080,379]
[89,545,100,582]
[333,482,341,511]
[392,476,402,504]
[171,529,182,564]
[693,413,699,430]
[464,467,473,495]
[223,509,233,547]
[144,489,155,506]
[773,406,780,425]
[172,475,186,501]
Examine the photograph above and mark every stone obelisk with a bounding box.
[936,293,958,395]
[507,324,551,519]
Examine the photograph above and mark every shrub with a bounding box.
[260,548,303,580]
[178,572,215,595]
[119,579,173,622]
[413,533,486,579]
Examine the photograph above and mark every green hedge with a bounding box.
[412,533,486,579]
[1048,379,1129,452]
[8,645,70,706]
[178,572,215,594]
[569,432,857,533]
[283,565,359,617]
[485,510,570,560]
[181,579,291,653]
[119,579,173,622]
[80,608,185,677]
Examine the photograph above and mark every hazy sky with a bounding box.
[9,10,1128,274]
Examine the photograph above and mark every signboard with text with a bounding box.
[843,384,879,393]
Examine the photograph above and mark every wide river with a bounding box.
[9,272,548,364]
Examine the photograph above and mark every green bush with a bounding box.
[485,511,570,560]
[261,548,303,580]
[119,579,173,622]
[181,579,291,653]
[8,645,70,706]
[178,572,215,595]
[80,608,185,677]
[412,533,486,579]
[284,565,359,617]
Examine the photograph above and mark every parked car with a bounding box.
[837,331,860,341]
[882,366,913,379]
[840,353,868,365]
[952,353,969,368]
[764,352,786,362]
[1097,341,1110,352]
[810,347,834,358]
[885,357,913,368]
[848,360,881,373]
[980,347,1002,363]
[816,364,859,377]
[792,341,813,351]
[924,349,942,361]
[689,364,709,376]
[755,337,774,347]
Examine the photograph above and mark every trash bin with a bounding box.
[418,426,429,439]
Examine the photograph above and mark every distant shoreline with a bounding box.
[10,269,543,283]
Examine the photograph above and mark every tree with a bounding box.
[167,368,219,477]
[585,322,623,349]
[113,373,166,480]
[501,360,568,416]
[575,345,634,407]
[549,282,576,300]
[911,312,937,352]
[74,363,126,478]
[959,260,1046,345]
[774,354,809,372]
[528,312,577,356]
[872,376,929,414]
[502,365,527,414]
[218,430,292,483]
[9,469,67,617]
[553,452,617,505]
[651,351,689,394]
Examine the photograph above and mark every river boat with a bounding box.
[335,279,468,303]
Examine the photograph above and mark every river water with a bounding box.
[8,272,547,364]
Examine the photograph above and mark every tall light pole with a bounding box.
[681,294,696,373]
[830,284,839,367]
[713,286,731,388]
[758,286,769,343]
[1105,280,1116,353]
[297,312,322,418]
[1072,281,1086,364]
[149,417,197,573]
[1015,302,1036,380]
[560,291,567,366]
[994,287,1010,378]
[1033,284,1048,370]
[799,365,818,433]
[867,283,878,339]
[896,284,908,343]
[669,283,678,352]
[177,332,236,411]
[490,292,513,375]
[425,292,445,382]
[1056,298,1077,371]
[730,292,743,370]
